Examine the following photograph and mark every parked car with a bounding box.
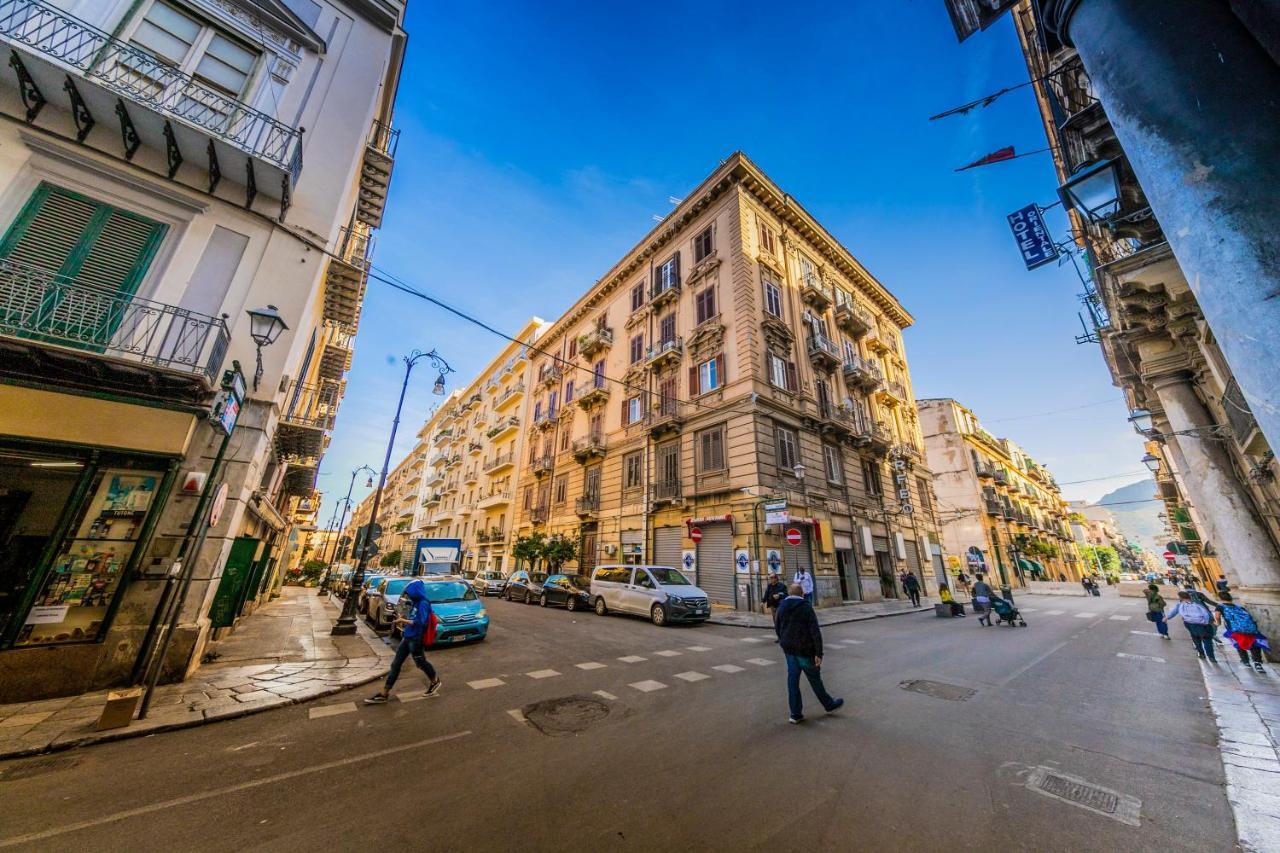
[393,577,489,645]
[590,565,710,626]
[504,570,547,604]
[472,571,507,596]
[357,574,387,614]
[540,574,592,611]
[366,577,415,630]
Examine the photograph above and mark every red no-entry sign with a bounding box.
[785,528,803,546]
[689,527,702,543]
[1163,551,1175,561]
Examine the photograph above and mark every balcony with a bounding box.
[475,526,505,545]
[578,327,614,358]
[575,493,600,518]
[646,337,683,370]
[865,329,891,356]
[537,365,562,389]
[572,434,607,462]
[423,492,442,506]
[483,449,515,474]
[467,441,483,457]
[841,356,882,392]
[807,334,841,371]
[799,276,832,312]
[975,461,995,479]
[276,379,341,462]
[993,470,1008,486]
[649,399,685,437]
[441,478,458,495]
[433,428,454,447]
[650,279,680,309]
[323,226,373,328]
[444,453,462,470]
[530,505,549,525]
[533,409,558,431]
[358,120,398,228]
[867,421,895,454]
[495,382,525,412]
[476,490,512,511]
[531,455,554,478]
[815,400,853,438]
[485,415,520,442]
[651,479,682,506]
[424,471,444,489]
[833,301,873,337]
[460,392,482,412]
[0,256,229,400]
[1001,506,1016,521]
[577,379,610,410]
[0,0,303,215]
[984,499,1002,516]
[877,379,907,406]
[462,466,479,485]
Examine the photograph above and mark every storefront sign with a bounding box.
[681,550,696,575]
[210,390,240,435]
[765,507,789,525]
[1007,203,1058,271]
[766,549,782,573]
[24,605,70,625]
[735,549,750,574]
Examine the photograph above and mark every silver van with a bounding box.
[590,564,710,626]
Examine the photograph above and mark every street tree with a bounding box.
[379,549,403,569]
[513,532,547,571]
[542,534,578,572]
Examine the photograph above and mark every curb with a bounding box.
[709,603,933,630]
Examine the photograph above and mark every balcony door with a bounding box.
[0,184,166,353]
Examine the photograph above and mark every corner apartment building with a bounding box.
[919,398,1082,586]
[503,153,945,609]
[0,0,405,702]
[1007,3,1280,633]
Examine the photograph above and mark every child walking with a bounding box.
[1214,593,1270,674]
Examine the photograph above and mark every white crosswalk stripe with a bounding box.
[1131,630,1163,637]
[618,655,647,663]
[308,703,356,720]
[468,678,505,690]
[686,646,712,652]
[1045,610,1065,616]
[674,671,710,682]
[526,669,560,679]
[1117,652,1165,663]
[575,662,607,670]
[741,637,765,643]
[1109,615,1131,621]
[1019,608,1038,613]
[712,664,745,673]
[1075,613,1096,618]
[654,650,682,657]
[629,680,667,693]
[745,658,775,666]
[506,709,527,724]
[594,690,617,700]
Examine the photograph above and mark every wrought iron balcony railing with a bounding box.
[0,256,229,382]
[280,379,340,431]
[0,0,303,181]
[367,120,400,159]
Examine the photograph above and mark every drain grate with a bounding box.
[899,679,976,702]
[1037,773,1118,813]
[523,696,611,737]
[0,754,81,781]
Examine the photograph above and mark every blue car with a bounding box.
[393,577,489,646]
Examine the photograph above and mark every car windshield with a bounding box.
[566,576,590,588]
[383,579,412,595]
[530,573,548,583]
[650,568,691,586]
[481,573,501,580]
[421,581,477,603]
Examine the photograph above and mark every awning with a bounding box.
[1029,559,1046,576]
[1017,558,1037,575]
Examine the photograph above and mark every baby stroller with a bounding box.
[988,595,1026,627]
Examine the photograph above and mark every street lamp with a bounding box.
[245,305,289,390]
[333,349,453,635]
[320,464,376,595]
[792,463,806,481]
[1140,453,1162,474]
[1127,407,1155,436]
[1058,158,1122,224]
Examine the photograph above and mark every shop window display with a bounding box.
[16,469,160,646]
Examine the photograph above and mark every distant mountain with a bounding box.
[1095,478,1165,552]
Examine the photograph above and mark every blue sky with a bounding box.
[314,0,1150,527]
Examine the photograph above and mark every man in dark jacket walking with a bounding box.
[902,572,922,607]
[763,572,788,627]
[365,579,442,703]
[775,584,844,724]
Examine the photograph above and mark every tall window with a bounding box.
[695,286,717,324]
[763,278,783,319]
[130,1,260,97]
[693,226,714,263]
[522,485,533,510]
[759,222,776,256]
[568,336,577,359]
[548,390,558,417]
[823,445,843,484]
[775,425,799,471]
[659,313,676,344]
[631,282,645,311]
[592,359,606,388]
[798,253,818,286]
[658,376,678,418]
[630,334,644,364]
[768,353,797,392]
[692,355,723,395]
[559,428,570,451]
[623,451,643,490]
[623,396,643,425]
[654,254,680,293]
[862,459,882,496]
[917,477,934,517]
[564,380,574,403]
[554,476,567,505]
[697,425,725,472]
[656,441,679,486]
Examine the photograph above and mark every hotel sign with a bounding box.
[1007,204,1058,271]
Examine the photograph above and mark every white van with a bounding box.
[590,565,710,626]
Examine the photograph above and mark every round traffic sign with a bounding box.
[785,528,802,546]
[689,527,702,543]
[1163,551,1175,561]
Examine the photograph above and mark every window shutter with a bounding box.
[689,364,699,396]
[620,397,629,425]
[785,361,798,393]
[715,353,725,388]
[672,251,681,285]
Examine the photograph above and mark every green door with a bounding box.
[0,183,167,350]
[209,537,260,629]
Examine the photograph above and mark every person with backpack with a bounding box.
[1165,590,1218,662]
[1214,593,1270,673]
[365,579,442,703]
[1144,583,1170,640]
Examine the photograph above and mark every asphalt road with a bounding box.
[0,591,1236,852]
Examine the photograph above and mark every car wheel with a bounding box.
[539,592,549,607]
[524,590,532,605]
[651,604,667,627]
[594,597,608,616]
[566,596,578,613]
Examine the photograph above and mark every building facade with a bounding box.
[0,0,406,702]
[919,398,1082,587]
[1007,2,1280,636]
[498,153,944,609]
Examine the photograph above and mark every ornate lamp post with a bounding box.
[245,305,288,391]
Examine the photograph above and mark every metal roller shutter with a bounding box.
[653,526,683,570]
[696,523,735,606]
[905,537,922,579]
[784,527,814,578]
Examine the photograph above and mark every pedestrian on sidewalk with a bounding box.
[794,567,815,605]
[972,574,994,627]
[365,579,441,704]
[1165,590,1218,662]
[1144,583,1170,640]
[763,572,788,627]
[1213,593,1270,673]
[902,572,922,607]
[956,571,970,596]
[1216,575,1231,597]
[775,583,843,724]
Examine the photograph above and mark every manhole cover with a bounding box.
[523,696,610,737]
[1025,766,1141,826]
[899,679,976,701]
[0,754,81,781]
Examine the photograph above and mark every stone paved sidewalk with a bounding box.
[709,597,936,628]
[0,587,392,760]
